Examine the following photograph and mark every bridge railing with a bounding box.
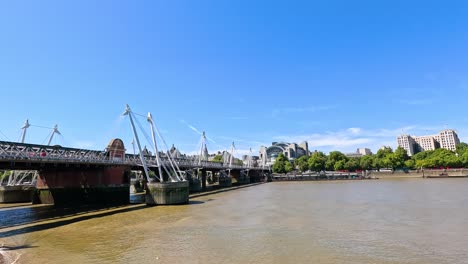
[0,140,110,164]
[0,141,267,170]
[124,154,255,170]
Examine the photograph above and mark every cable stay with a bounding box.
[18,119,62,145]
[2,120,61,187]
[122,104,185,183]
[147,112,183,182]
[122,104,155,183]
[195,131,209,167]
[20,119,30,143]
[239,148,253,181]
[47,125,61,146]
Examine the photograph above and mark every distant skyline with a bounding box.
[1,1,468,156]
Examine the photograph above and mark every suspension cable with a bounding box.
[0,130,11,141]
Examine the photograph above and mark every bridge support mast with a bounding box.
[123,104,152,182]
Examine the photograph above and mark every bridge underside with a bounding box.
[194,169,267,190]
[34,166,130,206]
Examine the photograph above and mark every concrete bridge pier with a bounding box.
[218,170,232,187]
[201,169,207,191]
[187,169,202,193]
[265,172,273,182]
[235,170,250,184]
[145,180,189,205]
[0,185,34,203]
[248,170,264,183]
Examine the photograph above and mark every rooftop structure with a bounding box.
[357,148,373,156]
[260,141,309,165]
[346,148,373,158]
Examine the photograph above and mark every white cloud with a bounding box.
[347,127,362,135]
[274,131,376,153]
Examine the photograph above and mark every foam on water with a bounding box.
[0,248,22,264]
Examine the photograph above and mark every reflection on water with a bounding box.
[1,179,468,264]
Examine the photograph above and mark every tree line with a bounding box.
[272,143,468,174]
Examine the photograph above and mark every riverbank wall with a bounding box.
[368,169,468,179]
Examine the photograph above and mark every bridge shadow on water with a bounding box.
[0,182,266,239]
[0,203,147,239]
[188,200,205,205]
[0,244,37,251]
[189,182,265,199]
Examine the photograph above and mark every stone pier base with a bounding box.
[33,185,130,206]
[146,181,189,205]
[0,185,34,203]
[237,175,250,185]
[219,177,232,187]
[189,178,202,193]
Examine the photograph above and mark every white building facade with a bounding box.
[260,141,309,165]
[397,129,460,156]
[357,148,373,156]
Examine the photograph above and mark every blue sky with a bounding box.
[0,0,467,156]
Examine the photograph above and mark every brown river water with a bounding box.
[1,179,467,264]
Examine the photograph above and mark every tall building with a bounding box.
[357,148,373,156]
[346,148,373,158]
[259,141,309,165]
[397,129,460,156]
[414,135,439,152]
[397,135,417,156]
[435,129,460,151]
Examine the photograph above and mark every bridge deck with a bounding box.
[0,140,266,171]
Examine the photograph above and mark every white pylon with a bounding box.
[123,104,153,182]
[131,139,136,155]
[247,148,252,168]
[198,131,207,166]
[147,112,164,182]
[229,142,235,168]
[147,112,182,182]
[47,124,61,146]
[20,119,30,143]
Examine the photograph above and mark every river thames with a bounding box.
[1,179,467,264]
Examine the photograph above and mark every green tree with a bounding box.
[212,155,223,163]
[284,161,293,173]
[413,149,460,168]
[308,151,327,172]
[455,142,468,157]
[0,171,5,184]
[360,155,374,170]
[412,150,434,161]
[334,159,346,171]
[294,155,309,172]
[372,157,382,170]
[376,147,393,170]
[376,147,393,159]
[460,151,468,167]
[325,151,348,171]
[389,147,409,169]
[272,153,292,174]
[344,158,360,171]
[404,159,416,169]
